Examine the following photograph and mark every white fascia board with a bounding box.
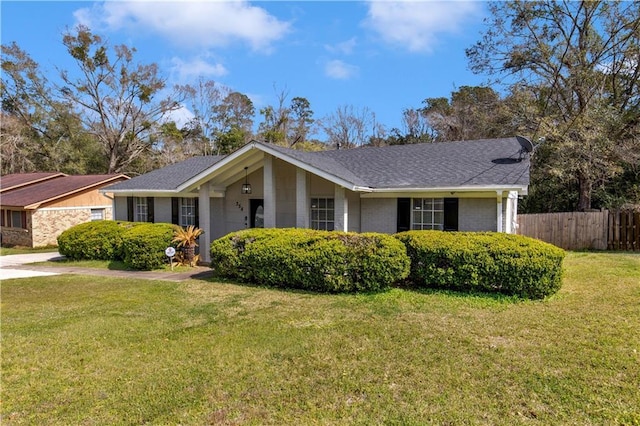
[103,189,224,198]
[256,143,371,192]
[361,185,528,198]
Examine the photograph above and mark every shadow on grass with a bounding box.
[402,286,527,304]
[203,274,528,303]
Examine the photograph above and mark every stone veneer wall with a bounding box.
[0,214,33,247]
[30,207,113,247]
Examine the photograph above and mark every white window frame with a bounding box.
[412,198,444,230]
[134,197,148,222]
[179,198,197,227]
[310,197,335,231]
[90,208,105,221]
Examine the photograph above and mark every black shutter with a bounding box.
[443,198,459,231]
[127,197,134,221]
[147,197,154,223]
[0,209,5,227]
[171,197,179,225]
[194,198,200,228]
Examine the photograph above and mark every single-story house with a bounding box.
[1,172,129,247]
[103,137,531,263]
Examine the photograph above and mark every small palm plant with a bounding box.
[172,225,203,267]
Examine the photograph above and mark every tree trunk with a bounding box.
[577,175,592,211]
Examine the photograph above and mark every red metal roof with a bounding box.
[0,174,129,209]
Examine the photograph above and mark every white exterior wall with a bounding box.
[274,160,296,228]
[309,175,334,196]
[114,196,128,221]
[154,197,172,223]
[347,191,360,232]
[210,198,226,241]
[361,198,397,234]
[458,198,497,232]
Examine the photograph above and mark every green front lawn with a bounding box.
[2,252,639,425]
[0,246,58,256]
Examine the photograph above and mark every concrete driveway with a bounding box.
[0,252,64,280]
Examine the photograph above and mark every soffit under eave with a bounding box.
[179,149,265,193]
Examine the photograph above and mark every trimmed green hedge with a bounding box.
[58,220,176,270]
[395,231,565,299]
[121,223,175,270]
[210,228,410,293]
[57,220,142,261]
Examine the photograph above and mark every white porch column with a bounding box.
[496,191,504,233]
[296,168,309,228]
[263,154,276,228]
[199,182,211,263]
[334,185,348,232]
[505,191,518,234]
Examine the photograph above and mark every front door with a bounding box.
[250,199,264,228]
[397,198,411,232]
[443,198,459,231]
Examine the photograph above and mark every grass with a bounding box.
[36,257,196,273]
[0,245,58,256]
[2,252,639,425]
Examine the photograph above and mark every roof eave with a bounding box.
[178,141,368,193]
[367,185,528,194]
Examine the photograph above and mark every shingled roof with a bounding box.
[0,172,65,192]
[106,137,530,193]
[1,174,129,209]
[106,156,225,191]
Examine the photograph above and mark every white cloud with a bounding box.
[364,1,483,53]
[74,1,291,52]
[325,60,359,80]
[164,105,195,128]
[325,37,358,55]
[169,56,228,83]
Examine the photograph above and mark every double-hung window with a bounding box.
[134,197,148,222]
[180,198,197,227]
[310,197,334,231]
[412,198,444,230]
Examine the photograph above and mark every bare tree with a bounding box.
[321,105,374,149]
[60,26,181,173]
[176,77,228,156]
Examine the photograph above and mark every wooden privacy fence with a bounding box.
[608,210,640,251]
[517,210,639,251]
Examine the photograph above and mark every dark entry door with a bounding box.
[397,198,411,232]
[443,198,459,231]
[250,199,264,228]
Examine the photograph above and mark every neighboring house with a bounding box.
[103,137,531,263]
[1,172,129,247]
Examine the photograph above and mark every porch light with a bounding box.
[241,167,252,194]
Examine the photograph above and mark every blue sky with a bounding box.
[1,1,491,139]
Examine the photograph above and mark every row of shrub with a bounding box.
[209,229,565,299]
[57,221,175,270]
[209,228,411,293]
[396,231,566,299]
